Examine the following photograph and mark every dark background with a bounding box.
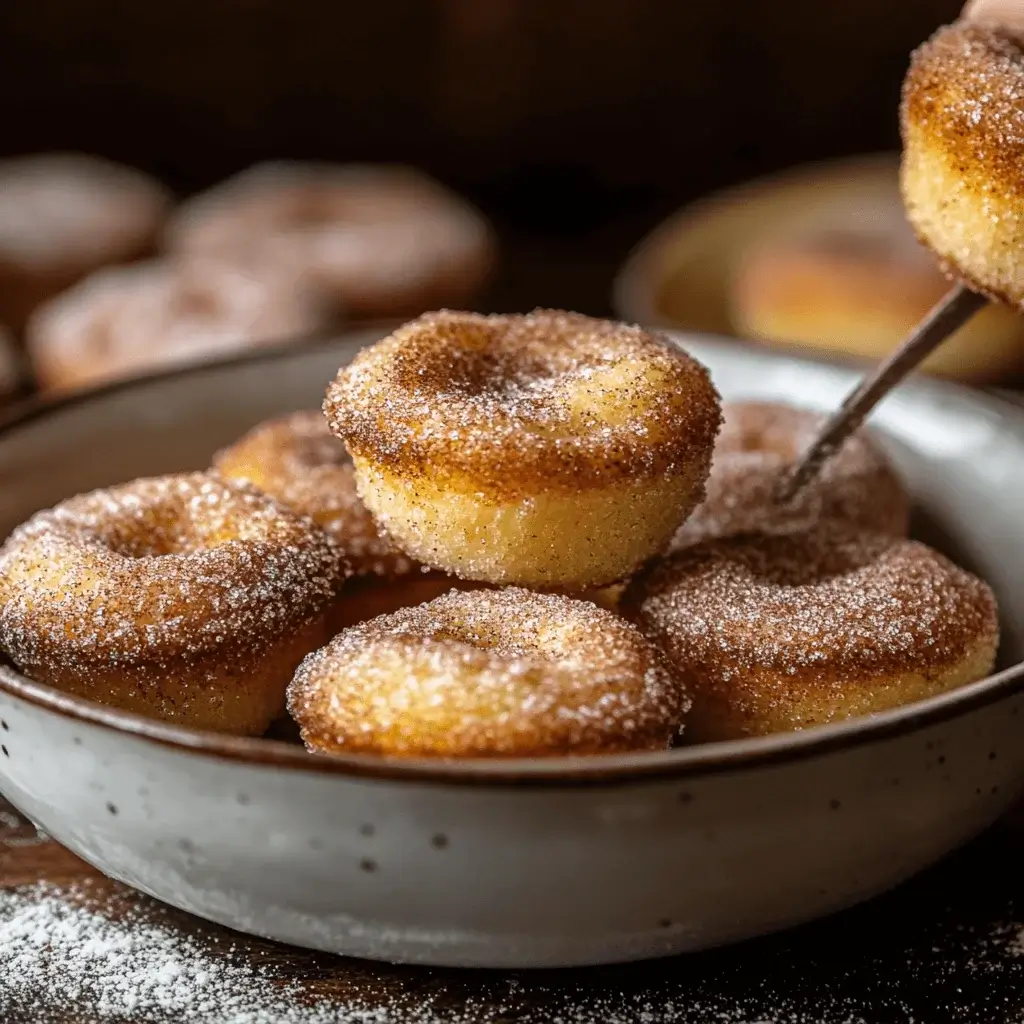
[0,0,963,313]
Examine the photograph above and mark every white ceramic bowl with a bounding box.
[1,328,1023,968]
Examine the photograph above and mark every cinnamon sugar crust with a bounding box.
[325,309,722,501]
[628,526,999,741]
[672,401,909,549]
[289,587,688,757]
[0,473,347,733]
[214,411,416,578]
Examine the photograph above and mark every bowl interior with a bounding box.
[0,328,1022,769]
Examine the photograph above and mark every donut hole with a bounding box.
[79,487,274,560]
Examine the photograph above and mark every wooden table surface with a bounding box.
[4,793,1024,1024]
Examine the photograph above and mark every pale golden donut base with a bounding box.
[22,616,327,737]
[684,638,998,744]
[353,455,708,590]
[902,125,1024,313]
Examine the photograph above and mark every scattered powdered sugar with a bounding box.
[4,875,1024,1024]
[0,884,440,1023]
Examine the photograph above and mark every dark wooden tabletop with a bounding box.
[4,794,1024,1024]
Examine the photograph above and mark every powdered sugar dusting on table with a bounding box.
[4,880,1024,1024]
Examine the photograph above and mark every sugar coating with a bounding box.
[326,309,722,498]
[165,162,495,318]
[27,259,328,392]
[214,410,418,578]
[901,23,1024,308]
[0,153,171,269]
[0,472,345,679]
[672,401,909,549]
[289,587,689,757]
[629,525,999,739]
[324,310,721,587]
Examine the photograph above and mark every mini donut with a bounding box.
[901,21,1024,310]
[0,473,346,735]
[732,192,1024,382]
[27,259,329,392]
[627,526,999,743]
[213,410,416,579]
[671,401,910,549]
[165,162,495,320]
[289,587,688,757]
[0,153,172,333]
[325,310,722,589]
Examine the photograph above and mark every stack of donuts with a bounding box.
[0,154,495,394]
[0,311,1000,756]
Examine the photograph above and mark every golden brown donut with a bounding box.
[0,153,172,333]
[289,587,688,757]
[26,259,329,392]
[671,401,910,549]
[213,410,415,579]
[0,473,346,735]
[325,310,722,589]
[165,162,495,320]
[901,21,1024,310]
[627,526,999,743]
[732,189,1024,381]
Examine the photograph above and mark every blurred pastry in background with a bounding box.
[26,259,330,392]
[613,153,1024,385]
[165,162,496,320]
[0,153,172,334]
[731,191,1024,384]
[0,325,24,403]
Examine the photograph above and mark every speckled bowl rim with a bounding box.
[0,327,1022,788]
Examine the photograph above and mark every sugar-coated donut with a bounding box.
[732,193,1024,383]
[325,310,722,589]
[901,21,1024,310]
[0,473,346,735]
[27,260,329,392]
[166,162,495,320]
[628,526,999,742]
[289,587,688,757]
[213,410,416,579]
[0,153,171,333]
[672,401,910,549]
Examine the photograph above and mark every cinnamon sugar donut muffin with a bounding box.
[732,193,1024,382]
[671,401,909,550]
[213,410,415,579]
[901,20,1024,310]
[289,587,688,758]
[325,310,722,589]
[166,162,495,319]
[628,526,999,742]
[0,153,171,332]
[0,473,346,735]
[27,259,329,392]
